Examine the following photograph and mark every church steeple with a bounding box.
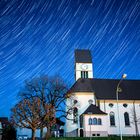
[75,49,93,81]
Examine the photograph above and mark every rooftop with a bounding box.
[82,104,107,115]
[69,78,140,100]
[75,49,92,63]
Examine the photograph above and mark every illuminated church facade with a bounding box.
[65,49,140,137]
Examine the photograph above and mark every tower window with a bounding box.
[81,71,88,78]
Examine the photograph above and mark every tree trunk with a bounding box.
[32,128,36,140]
[40,127,43,139]
[45,126,51,140]
[133,103,139,136]
[135,121,139,136]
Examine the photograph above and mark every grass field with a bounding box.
[50,137,140,140]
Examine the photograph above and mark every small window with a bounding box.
[81,71,83,78]
[93,118,97,125]
[109,103,114,107]
[98,118,102,125]
[110,112,115,126]
[97,134,100,136]
[86,71,88,78]
[124,112,130,126]
[123,104,128,108]
[88,118,92,125]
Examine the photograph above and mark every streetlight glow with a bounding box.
[122,74,127,79]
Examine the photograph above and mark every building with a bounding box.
[0,117,9,140]
[51,118,65,137]
[65,49,140,137]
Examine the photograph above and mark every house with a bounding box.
[51,118,65,137]
[65,49,140,137]
[0,117,9,140]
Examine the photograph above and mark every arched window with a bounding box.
[124,112,130,126]
[98,118,102,125]
[88,118,92,125]
[73,107,78,123]
[93,118,97,125]
[110,112,115,126]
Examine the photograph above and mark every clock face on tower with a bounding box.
[81,64,88,70]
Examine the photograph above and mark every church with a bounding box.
[65,49,140,137]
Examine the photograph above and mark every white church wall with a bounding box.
[132,102,140,135]
[100,100,140,136]
[74,92,96,114]
[118,102,135,136]
[65,92,96,134]
[99,102,118,135]
[76,63,93,71]
[66,96,140,137]
[17,101,140,138]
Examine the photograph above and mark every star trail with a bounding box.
[0,0,140,116]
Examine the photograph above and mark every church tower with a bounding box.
[75,49,93,81]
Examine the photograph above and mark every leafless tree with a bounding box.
[14,75,74,140]
[11,97,43,140]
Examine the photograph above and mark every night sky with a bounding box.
[0,0,140,117]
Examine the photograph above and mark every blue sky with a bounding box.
[0,0,140,116]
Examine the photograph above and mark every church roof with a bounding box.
[75,49,92,63]
[82,104,107,115]
[69,78,140,100]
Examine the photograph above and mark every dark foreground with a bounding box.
[49,137,140,140]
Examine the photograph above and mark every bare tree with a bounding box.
[11,97,44,140]
[130,105,140,136]
[14,75,74,140]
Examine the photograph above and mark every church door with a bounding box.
[80,129,84,137]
